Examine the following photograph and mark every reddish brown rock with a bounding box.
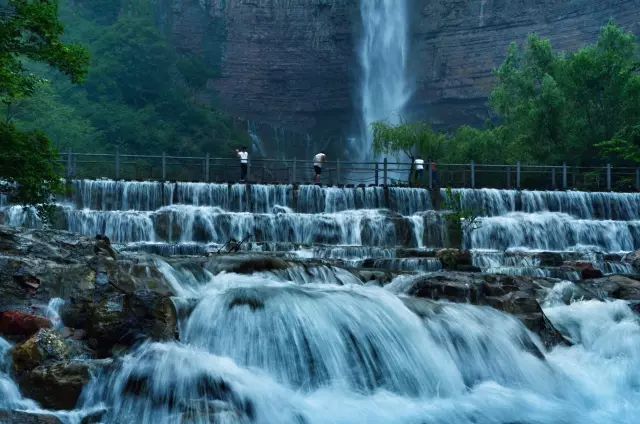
[0,311,52,338]
[564,262,604,279]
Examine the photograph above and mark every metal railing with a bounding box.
[59,151,640,192]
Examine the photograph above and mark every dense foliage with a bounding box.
[11,0,249,155]
[0,0,89,206]
[374,23,640,166]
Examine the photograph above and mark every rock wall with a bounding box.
[411,0,640,127]
[158,0,640,153]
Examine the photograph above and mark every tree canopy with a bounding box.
[0,0,89,207]
[373,22,640,167]
[12,0,248,156]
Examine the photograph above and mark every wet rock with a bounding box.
[0,311,52,338]
[578,275,640,302]
[64,290,177,357]
[356,270,394,285]
[400,272,566,348]
[0,411,63,424]
[12,329,70,372]
[435,249,475,271]
[564,262,604,279]
[205,254,289,274]
[537,251,564,267]
[18,361,93,410]
[94,235,117,260]
[395,248,437,258]
[623,249,640,272]
[13,267,41,293]
[80,408,108,424]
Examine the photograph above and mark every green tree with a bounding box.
[372,120,447,161]
[490,36,569,163]
[491,23,640,165]
[0,0,89,207]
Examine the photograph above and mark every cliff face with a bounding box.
[159,0,359,156]
[411,0,640,127]
[158,0,640,154]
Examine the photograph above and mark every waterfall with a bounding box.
[0,337,37,411]
[358,0,411,160]
[70,267,640,423]
[448,188,640,220]
[466,212,640,252]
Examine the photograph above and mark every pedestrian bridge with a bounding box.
[59,151,640,193]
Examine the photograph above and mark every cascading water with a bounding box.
[0,337,37,411]
[358,0,411,160]
[3,178,640,421]
[69,267,640,423]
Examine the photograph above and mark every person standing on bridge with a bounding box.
[430,160,441,188]
[313,151,326,184]
[236,147,249,182]
[414,157,425,184]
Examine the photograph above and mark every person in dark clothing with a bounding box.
[431,160,441,187]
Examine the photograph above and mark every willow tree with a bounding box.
[371,120,447,161]
[0,0,89,207]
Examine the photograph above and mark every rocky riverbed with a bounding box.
[1,225,640,423]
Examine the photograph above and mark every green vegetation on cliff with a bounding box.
[10,0,248,156]
[375,23,640,167]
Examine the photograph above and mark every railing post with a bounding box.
[429,161,433,189]
[562,162,568,190]
[115,147,121,180]
[551,167,556,189]
[66,149,72,179]
[506,166,511,189]
[374,162,379,186]
[606,163,612,191]
[516,161,521,190]
[336,159,341,185]
[383,158,388,186]
[470,161,476,189]
[636,168,640,192]
[292,158,297,184]
[205,154,210,182]
[162,152,166,180]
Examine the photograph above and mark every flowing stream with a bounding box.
[69,271,640,423]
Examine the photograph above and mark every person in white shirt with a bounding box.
[414,157,425,181]
[235,147,249,182]
[313,151,326,184]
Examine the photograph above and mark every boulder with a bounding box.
[12,329,70,373]
[435,249,477,272]
[563,262,604,279]
[18,361,93,410]
[399,272,566,348]
[578,275,640,302]
[395,248,437,258]
[623,250,640,272]
[0,311,52,338]
[0,411,63,424]
[205,254,289,275]
[64,290,177,357]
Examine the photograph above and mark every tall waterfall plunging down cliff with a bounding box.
[358,0,411,159]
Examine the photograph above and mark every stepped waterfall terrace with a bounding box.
[2,182,640,423]
[3,180,640,267]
